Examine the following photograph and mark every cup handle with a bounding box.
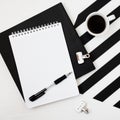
[108,14,116,22]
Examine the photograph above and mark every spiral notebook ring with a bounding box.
[11,21,59,37]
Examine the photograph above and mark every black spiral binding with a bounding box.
[11,21,59,38]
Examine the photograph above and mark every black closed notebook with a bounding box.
[0,3,95,99]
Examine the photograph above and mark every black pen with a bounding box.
[29,72,72,102]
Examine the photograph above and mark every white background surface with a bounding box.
[0,0,120,120]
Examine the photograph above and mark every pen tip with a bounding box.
[66,72,72,77]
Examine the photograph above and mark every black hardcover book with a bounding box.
[0,3,95,99]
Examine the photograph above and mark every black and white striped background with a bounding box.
[74,0,120,109]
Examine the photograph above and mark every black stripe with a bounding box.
[78,53,120,94]
[107,6,120,24]
[94,77,120,101]
[79,6,120,45]
[80,33,94,45]
[74,0,111,28]
[90,30,120,61]
[114,101,120,109]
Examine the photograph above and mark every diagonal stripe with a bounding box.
[94,77,120,101]
[85,18,120,53]
[114,101,120,109]
[76,0,119,37]
[90,30,120,61]
[78,53,120,94]
[80,33,93,45]
[103,88,120,106]
[74,0,111,28]
[108,6,120,24]
[79,6,120,45]
[83,65,120,98]
[78,41,120,85]
[97,0,120,16]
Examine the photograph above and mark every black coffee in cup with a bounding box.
[87,15,106,34]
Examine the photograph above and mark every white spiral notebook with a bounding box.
[9,22,79,108]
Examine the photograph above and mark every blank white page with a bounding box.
[9,22,79,108]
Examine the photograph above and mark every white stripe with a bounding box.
[77,41,120,85]
[76,0,119,36]
[98,0,120,16]
[104,88,120,106]
[85,18,120,53]
[74,0,96,24]
[83,65,120,98]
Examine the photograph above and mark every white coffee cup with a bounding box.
[86,12,116,36]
